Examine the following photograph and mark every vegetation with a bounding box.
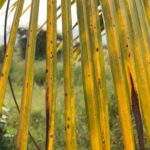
[17,28,64,60]
[0,0,150,150]
[0,47,122,150]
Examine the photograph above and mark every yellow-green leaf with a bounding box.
[0,0,6,9]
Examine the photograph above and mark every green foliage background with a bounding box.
[0,33,150,149]
[0,44,124,149]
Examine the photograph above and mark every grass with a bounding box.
[0,47,124,149]
[2,59,90,150]
[0,47,150,149]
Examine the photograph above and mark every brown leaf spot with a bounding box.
[0,73,4,77]
[67,124,70,129]
[128,53,131,58]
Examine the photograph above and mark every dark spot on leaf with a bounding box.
[128,53,131,58]
[98,78,101,88]
[65,93,67,97]
[67,125,70,129]
[0,73,4,77]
